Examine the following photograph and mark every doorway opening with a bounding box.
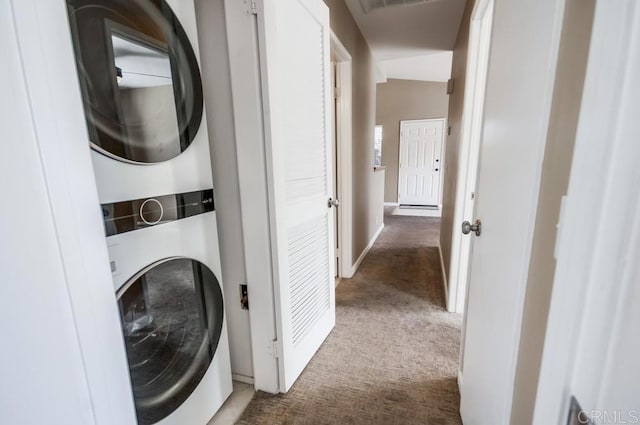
[330,31,354,279]
[397,118,446,214]
[447,0,494,314]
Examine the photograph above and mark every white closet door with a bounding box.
[257,0,335,391]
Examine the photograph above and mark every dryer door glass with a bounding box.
[117,258,224,425]
[66,0,203,163]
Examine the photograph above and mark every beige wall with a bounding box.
[510,0,596,422]
[375,79,449,203]
[439,0,474,287]
[325,0,384,264]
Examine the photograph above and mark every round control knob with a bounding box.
[139,198,164,226]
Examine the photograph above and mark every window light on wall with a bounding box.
[374,125,383,167]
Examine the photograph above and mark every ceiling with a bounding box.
[344,0,466,81]
[380,51,453,82]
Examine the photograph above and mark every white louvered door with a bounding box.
[257,0,335,391]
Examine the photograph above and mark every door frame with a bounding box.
[224,0,280,393]
[224,0,350,394]
[447,0,494,314]
[534,0,640,421]
[330,31,355,279]
[457,0,566,419]
[397,118,446,209]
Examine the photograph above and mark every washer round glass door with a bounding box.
[117,258,224,425]
[66,0,203,163]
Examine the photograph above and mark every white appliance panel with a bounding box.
[108,212,232,425]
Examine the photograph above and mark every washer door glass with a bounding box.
[66,0,203,163]
[117,258,224,425]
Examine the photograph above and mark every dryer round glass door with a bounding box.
[117,258,224,425]
[66,0,203,163]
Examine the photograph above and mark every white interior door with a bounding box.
[398,119,444,206]
[257,0,335,392]
[447,0,493,314]
[458,0,565,422]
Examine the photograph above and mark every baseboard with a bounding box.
[438,244,449,308]
[392,207,442,217]
[384,202,399,207]
[232,373,254,385]
[348,223,384,277]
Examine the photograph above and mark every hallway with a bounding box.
[237,209,463,424]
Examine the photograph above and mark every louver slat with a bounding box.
[288,216,330,345]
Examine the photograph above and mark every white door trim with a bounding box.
[447,0,494,314]
[330,31,355,279]
[397,118,446,208]
[224,0,280,393]
[534,0,640,422]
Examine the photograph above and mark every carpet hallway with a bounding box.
[237,210,463,424]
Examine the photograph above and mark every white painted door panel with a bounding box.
[458,0,564,422]
[398,119,444,206]
[257,0,335,392]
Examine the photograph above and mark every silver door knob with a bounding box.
[328,198,340,208]
[462,219,481,236]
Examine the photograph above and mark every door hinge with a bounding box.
[333,86,341,99]
[240,284,249,310]
[244,0,258,15]
[267,339,281,358]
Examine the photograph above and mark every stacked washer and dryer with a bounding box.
[66,0,232,424]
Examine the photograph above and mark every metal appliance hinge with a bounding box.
[244,0,258,15]
[267,339,281,358]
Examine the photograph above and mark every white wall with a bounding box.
[1,1,136,423]
[510,0,595,421]
[534,0,640,421]
[1,18,93,423]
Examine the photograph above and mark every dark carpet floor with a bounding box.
[237,209,463,424]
